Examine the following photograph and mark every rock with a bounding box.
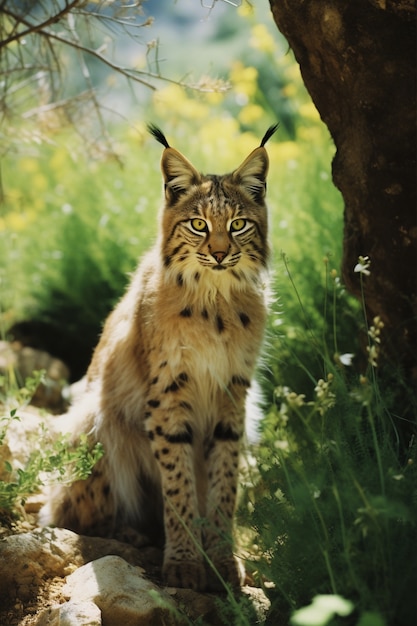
[0,528,77,601]
[61,555,178,626]
[0,340,69,412]
[1,406,51,470]
[242,584,271,622]
[0,527,162,602]
[37,601,102,626]
[0,525,270,625]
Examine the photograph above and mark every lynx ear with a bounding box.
[161,148,202,205]
[147,124,201,205]
[232,124,278,201]
[232,147,269,201]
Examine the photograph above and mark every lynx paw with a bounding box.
[162,558,206,591]
[206,556,244,592]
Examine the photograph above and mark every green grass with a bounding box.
[243,358,416,626]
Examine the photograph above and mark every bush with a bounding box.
[239,263,417,626]
[0,373,104,516]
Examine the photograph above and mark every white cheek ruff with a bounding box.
[245,380,264,444]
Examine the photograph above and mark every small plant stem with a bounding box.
[367,405,385,496]
[358,274,386,494]
[322,549,338,595]
[281,253,317,347]
[323,258,329,368]
[332,485,360,593]
[332,276,338,357]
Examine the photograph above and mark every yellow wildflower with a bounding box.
[19,158,39,173]
[269,141,300,164]
[238,103,263,125]
[282,83,297,98]
[250,24,276,54]
[230,62,258,99]
[204,91,224,106]
[237,2,254,18]
[4,212,28,231]
[153,84,209,121]
[32,173,48,193]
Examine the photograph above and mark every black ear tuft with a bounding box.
[260,123,279,148]
[148,123,170,149]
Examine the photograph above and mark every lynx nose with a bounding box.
[212,250,227,264]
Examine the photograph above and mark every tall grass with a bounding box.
[239,258,416,626]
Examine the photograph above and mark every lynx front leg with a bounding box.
[204,391,247,591]
[146,405,206,590]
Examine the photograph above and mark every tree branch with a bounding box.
[0,1,80,49]
[1,5,159,91]
[41,27,159,90]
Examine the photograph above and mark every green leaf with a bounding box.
[357,612,387,626]
[290,595,354,626]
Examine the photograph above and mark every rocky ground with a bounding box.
[0,343,270,625]
[0,520,269,625]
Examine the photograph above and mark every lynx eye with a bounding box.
[190,218,208,233]
[230,218,247,232]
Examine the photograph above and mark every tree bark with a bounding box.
[269,0,416,428]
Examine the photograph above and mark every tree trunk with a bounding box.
[269,0,416,433]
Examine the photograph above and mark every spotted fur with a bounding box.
[40,124,277,591]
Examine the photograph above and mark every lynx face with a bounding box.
[163,176,268,279]
[153,125,275,294]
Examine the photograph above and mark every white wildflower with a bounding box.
[354,255,371,276]
[314,374,336,415]
[335,353,355,367]
[367,344,379,367]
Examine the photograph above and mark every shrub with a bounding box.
[239,260,417,626]
[0,372,104,517]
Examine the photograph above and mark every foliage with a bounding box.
[0,373,104,513]
[239,261,417,626]
[290,595,354,626]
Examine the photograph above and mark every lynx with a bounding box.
[40,123,277,591]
